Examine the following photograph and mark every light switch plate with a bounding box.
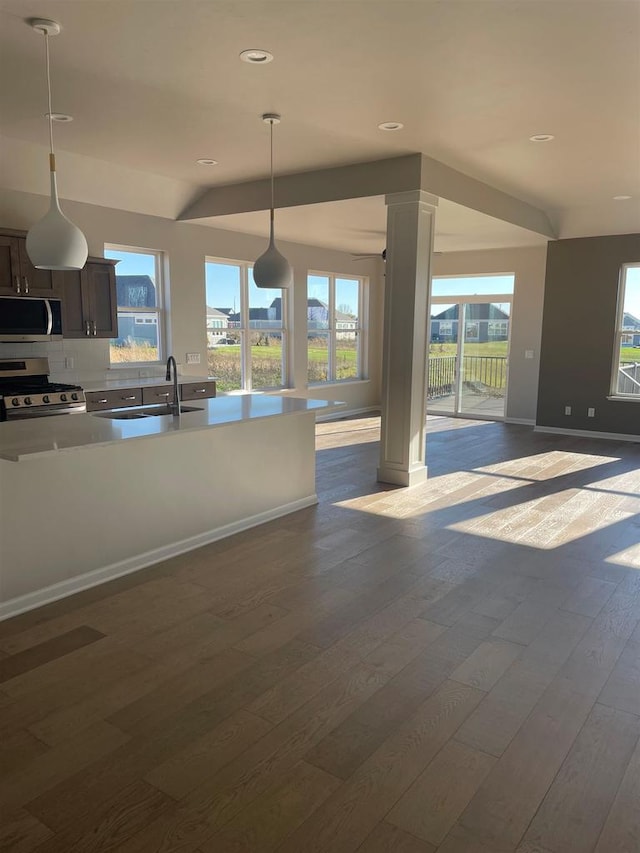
[64,356,74,369]
[186,352,201,365]
[525,350,534,359]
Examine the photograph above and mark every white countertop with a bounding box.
[0,395,344,462]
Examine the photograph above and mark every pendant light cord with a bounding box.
[44,31,55,164]
[269,119,275,229]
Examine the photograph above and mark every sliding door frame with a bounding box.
[429,293,513,421]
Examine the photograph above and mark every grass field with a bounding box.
[620,346,640,363]
[111,338,640,394]
[208,339,359,390]
[429,341,509,358]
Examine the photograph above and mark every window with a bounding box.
[205,259,287,392]
[105,245,165,364]
[611,264,640,398]
[307,273,365,383]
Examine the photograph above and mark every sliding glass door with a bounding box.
[428,279,513,420]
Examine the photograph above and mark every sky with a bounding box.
[105,247,155,279]
[624,266,640,320]
[204,261,279,311]
[205,265,361,315]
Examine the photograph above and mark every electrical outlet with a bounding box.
[588,407,595,417]
[564,405,571,415]
[64,356,74,369]
[186,352,201,365]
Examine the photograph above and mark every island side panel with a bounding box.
[0,410,317,615]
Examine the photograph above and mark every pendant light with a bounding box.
[253,113,292,289]
[26,19,88,271]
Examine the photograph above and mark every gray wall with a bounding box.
[537,234,640,435]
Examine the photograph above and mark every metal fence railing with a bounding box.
[618,361,640,396]
[428,355,508,399]
[428,356,456,399]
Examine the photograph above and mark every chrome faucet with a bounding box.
[165,355,180,419]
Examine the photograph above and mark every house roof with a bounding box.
[269,297,355,324]
[115,275,156,308]
[623,312,640,329]
[432,304,510,321]
[206,306,229,319]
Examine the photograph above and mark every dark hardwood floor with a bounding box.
[1,415,639,852]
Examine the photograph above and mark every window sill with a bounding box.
[607,395,640,403]
[308,379,370,388]
[108,362,164,370]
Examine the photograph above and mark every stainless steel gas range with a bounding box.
[0,358,86,421]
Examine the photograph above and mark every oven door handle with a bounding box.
[44,299,53,336]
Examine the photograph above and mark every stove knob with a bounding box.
[11,398,20,406]
[60,394,67,402]
[43,395,50,404]
[24,397,32,405]
[71,393,78,401]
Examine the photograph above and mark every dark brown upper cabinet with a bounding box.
[57,259,118,339]
[0,233,57,297]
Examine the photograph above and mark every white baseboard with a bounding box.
[315,406,380,422]
[0,495,318,623]
[505,417,536,426]
[534,425,640,443]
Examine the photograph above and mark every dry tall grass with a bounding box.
[110,343,159,364]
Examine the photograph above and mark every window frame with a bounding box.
[105,243,166,366]
[307,270,367,385]
[205,256,289,392]
[610,263,640,401]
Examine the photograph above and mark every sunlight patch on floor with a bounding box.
[445,506,635,549]
[605,542,640,568]
[473,450,620,481]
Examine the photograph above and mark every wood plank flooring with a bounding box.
[0,415,639,853]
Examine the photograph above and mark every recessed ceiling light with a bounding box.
[613,195,632,201]
[239,49,274,64]
[196,158,219,166]
[378,121,404,131]
[45,112,73,122]
[529,134,555,142]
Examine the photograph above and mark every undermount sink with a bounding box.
[94,405,203,420]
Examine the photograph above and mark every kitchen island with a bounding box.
[0,395,343,619]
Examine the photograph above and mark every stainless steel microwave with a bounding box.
[0,296,63,342]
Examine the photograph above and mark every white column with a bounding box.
[378,190,438,486]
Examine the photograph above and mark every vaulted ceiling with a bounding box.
[0,0,638,252]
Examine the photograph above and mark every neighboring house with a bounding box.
[206,306,230,347]
[114,274,157,346]
[431,303,510,343]
[303,298,357,338]
[226,304,282,331]
[621,311,640,347]
[206,306,229,330]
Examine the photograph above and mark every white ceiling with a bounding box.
[0,0,638,252]
[207,195,549,255]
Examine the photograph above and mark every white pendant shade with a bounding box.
[27,170,88,270]
[254,113,291,289]
[26,18,88,272]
